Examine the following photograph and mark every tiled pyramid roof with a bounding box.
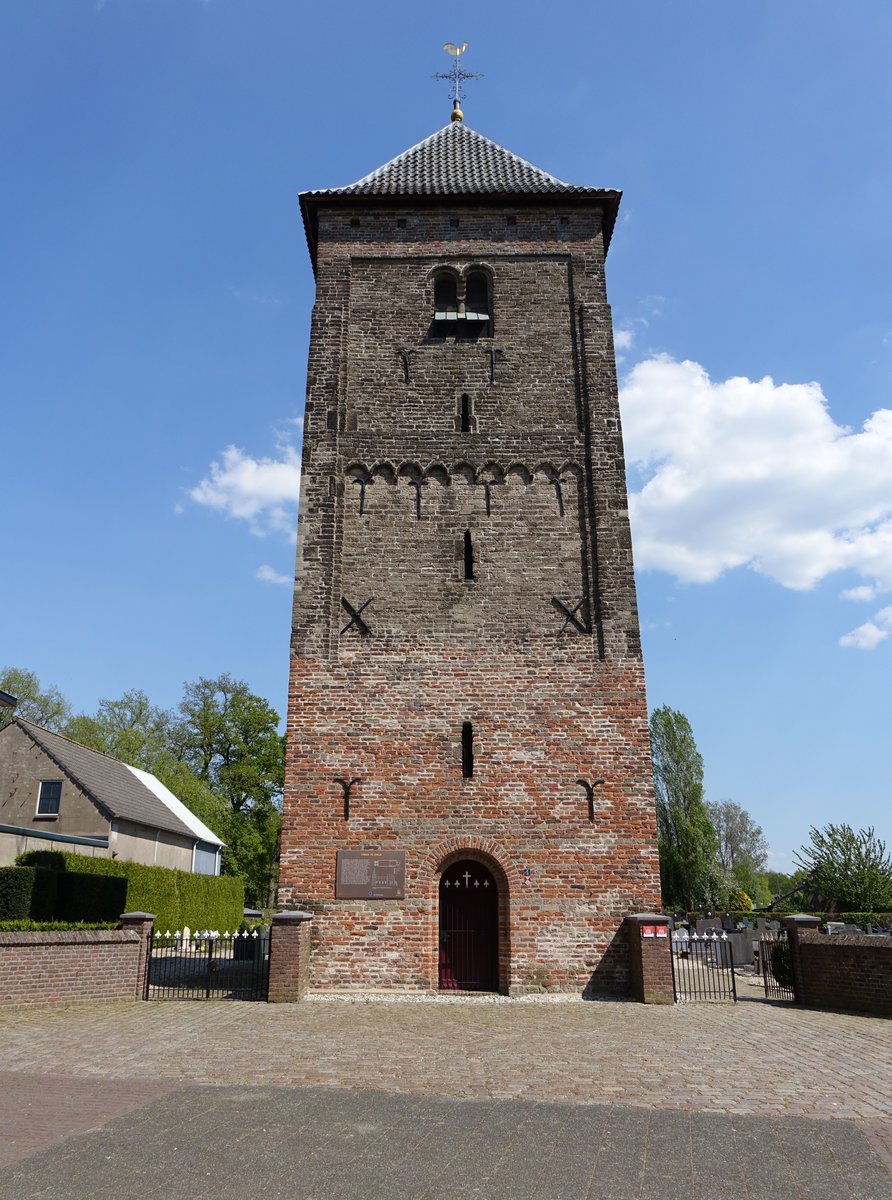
[304,122,602,198]
[299,122,621,270]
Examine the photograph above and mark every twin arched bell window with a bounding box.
[432,268,491,333]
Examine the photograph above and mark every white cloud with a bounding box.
[840,584,877,602]
[614,328,635,352]
[620,357,892,607]
[839,606,892,650]
[190,439,300,537]
[256,564,292,585]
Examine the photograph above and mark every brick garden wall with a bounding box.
[796,931,892,1016]
[0,929,145,1005]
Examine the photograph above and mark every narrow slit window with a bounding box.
[460,394,471,433]
[463,530,475,580]
[461,722,474,778]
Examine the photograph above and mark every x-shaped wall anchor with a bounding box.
[576,778,605,823]
[552,596,590,634]
[341,596,373,636]
[335,776,364,821]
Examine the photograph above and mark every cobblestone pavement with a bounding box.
[2,1084,891,1200]
[0,996,889,1193]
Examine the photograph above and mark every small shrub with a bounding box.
[768,939,793,988]
[0,866,35,919]
[728,889,753,912]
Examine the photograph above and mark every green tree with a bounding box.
[171,674,284,812]
[65,690,173,770]
[170,675,284,904]
[0,667,71,730]
[649,706,722,911]
[706,799,770,905]
[794,824,892,912]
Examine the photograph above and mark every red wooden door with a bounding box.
[438,860,498,991]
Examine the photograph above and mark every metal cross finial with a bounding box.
[434,42,482,120]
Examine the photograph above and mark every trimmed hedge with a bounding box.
[0,920,119,932]
[679,910,892,930]
[16,851,243,933]
[0,866,34,919]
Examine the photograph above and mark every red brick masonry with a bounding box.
[0,928,146,1005]
[795,930,892,1017]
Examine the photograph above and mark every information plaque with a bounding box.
[336,850,406,899]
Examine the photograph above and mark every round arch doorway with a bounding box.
[438,859,499,992]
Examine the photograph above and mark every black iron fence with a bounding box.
[146,928,269,1001]
[759,933,795,1001]
[670,931,737,1002]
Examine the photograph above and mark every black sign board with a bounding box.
[336,850,406,899]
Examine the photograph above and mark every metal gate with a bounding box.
[670,931,737,1002]
[759,932,795,1001]
[145,928,269,1001]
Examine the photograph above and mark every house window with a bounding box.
[465,271,489,318]
[36,780,62,817]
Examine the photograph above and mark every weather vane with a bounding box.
[434,42,482,122]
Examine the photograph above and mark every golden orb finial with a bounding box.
[451,101,463,122]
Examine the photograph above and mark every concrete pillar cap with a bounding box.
[272,910,314,923]
[626,912,670,923]
[120,912,156,921]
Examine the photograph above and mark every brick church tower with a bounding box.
[279,113,661,996]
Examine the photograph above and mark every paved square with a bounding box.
[0,997,889,1197]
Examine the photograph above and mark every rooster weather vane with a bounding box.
[434,42,482,121]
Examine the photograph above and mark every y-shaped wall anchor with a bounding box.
[576,778,605,823]
[335,777,364,821]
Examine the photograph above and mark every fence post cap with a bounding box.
[782,913,822,925]
[120,912,156,921]
[626,912,670,924]
[272,910,314,924]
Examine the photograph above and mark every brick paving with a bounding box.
[0,996,889,1192]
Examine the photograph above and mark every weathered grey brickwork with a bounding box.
[280,122,661,995]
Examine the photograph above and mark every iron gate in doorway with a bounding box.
[670,931,737,1002]
[145,928,269,1001]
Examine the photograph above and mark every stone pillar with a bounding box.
[120,912,155,999]
[779,914,821,1004]
[268,910,314,1003]
[624,913,674,1004]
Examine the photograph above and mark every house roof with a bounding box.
[299,122,621,269]
[12,719,224,846]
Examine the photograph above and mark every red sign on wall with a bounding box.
[642,925,656,938]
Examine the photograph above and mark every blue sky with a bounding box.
[3,1,890,871]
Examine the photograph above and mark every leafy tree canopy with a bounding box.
[794,824,892,912]
[650,705,722,911]
[0,667,71,730]
[171,674,284,813]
